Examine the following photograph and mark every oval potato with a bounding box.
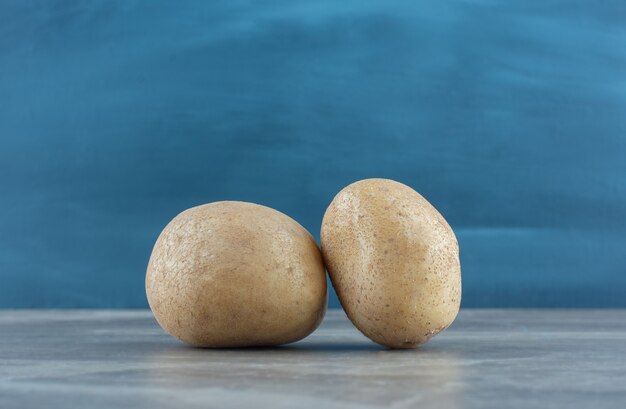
[321,179,461,348]
[146,201,327,347]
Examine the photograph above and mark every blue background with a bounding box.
[1,1,625,308]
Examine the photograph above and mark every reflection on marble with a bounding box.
[0,309,625,408]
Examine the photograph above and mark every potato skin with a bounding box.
[321,179,461,348]
[146,201,327,347]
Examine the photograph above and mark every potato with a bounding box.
[146,201,327,347]
[321,179,461,348]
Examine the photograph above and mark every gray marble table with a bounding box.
[1,309,625,408]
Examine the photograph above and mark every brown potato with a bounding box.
[146,201,327,347]
[321,179,461,348]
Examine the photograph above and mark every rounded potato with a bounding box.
[146,201,327,347]
[321,179,461,348]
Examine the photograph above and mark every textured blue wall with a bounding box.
[1,1,625,308]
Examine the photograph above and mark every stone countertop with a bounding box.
[1,309,624,408]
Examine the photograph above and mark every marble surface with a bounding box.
[1,309,625,408]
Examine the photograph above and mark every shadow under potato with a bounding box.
[170,341,448,353]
